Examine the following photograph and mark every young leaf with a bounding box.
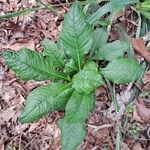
[42,39,65,68]
[19,83,73,123]
[73,61,104,93]
[93,28,108,50]
[64,59,78,75]
[58,118,86,150]
[95,40,129,61]
[90,28,108,57]
[60,1,93,70]
[101,57,143,84]
[3,49,68,81]
[65,91,95,122]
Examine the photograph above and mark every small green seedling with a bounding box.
[3,2,143,150]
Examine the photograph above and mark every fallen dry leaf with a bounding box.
[133,108,144,123]
[0,107,16,124]
[28,122,41,133]
[132,38,150,64]
[135,99,150,123]
[107,84,132,121]
[142,70,150,91]
[142,70,150,84]
[0,138,4,150]
[132,142,144,150]
[121,141,131,150]
[0,40,35,51]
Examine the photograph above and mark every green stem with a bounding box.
[0,1,86,20]
[116,126,121,150]
[0,6,44,20]
[88,2,112,25]
[106,79,120,112]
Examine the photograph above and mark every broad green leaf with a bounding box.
[101,57,143,84]
[65,91,95,122]
[57,38,67,57]
[19,83,73,123]
[58,118,86,150]
[90,28,108,57]
[64,59,78,75]
[73,61,104,93]
[95,40,129,61]
[42,38,65,68]
[60,1,93,70]
[3,49,68,81]
[93,28,108,50]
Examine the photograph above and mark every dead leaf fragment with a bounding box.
[0,40,35,51]
[135,99,150,123]
[133,108,144,123]
[132,142,144,150]
[132,38,150,64]
[142,70,150,84]
[121,142,131,150]
[0,108,16,124]
[0,139,4,150]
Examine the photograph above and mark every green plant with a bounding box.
[87,0,139,24]
[128,123,140,139]
[3,2,143,150]
[136,0,150,20]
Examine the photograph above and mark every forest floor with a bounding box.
[0,0,150,150]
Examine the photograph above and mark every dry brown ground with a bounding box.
[0,0,150,150]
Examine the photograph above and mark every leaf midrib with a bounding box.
[21,83,72,121]
[18,56,68,80]
[72,7,81,71]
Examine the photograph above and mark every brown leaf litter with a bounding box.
[132,38,150,64]
[0,0,150,149]
[135,99,150,124]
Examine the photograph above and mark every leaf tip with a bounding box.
[2,51,13,60]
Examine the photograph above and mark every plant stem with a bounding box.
[88,2,112,25]
[0,6,44,20]
[116,126,121,150]
[105,79,120,112]
[0,1,88,20]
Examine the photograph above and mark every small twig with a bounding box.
[49,1,88,7]
[19,133,22,150]
[88,124,113,132]
[23,136,36,149]
[0,6,44,20]
[55,147,61,150]
[7,134,21,146]
[91,146,99,150]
